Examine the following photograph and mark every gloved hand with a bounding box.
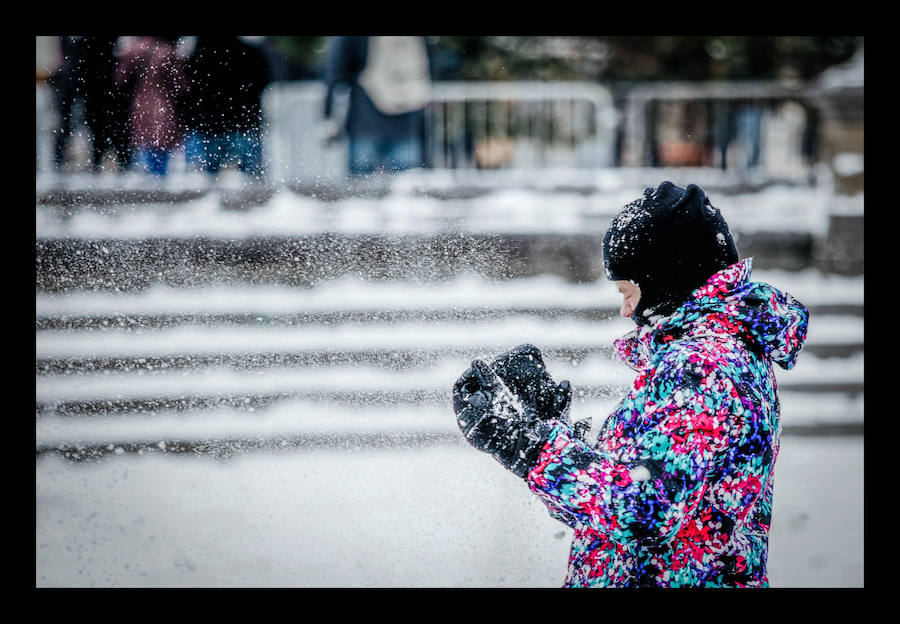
[488,344,572,423]
[491,344,592,441]
[453,359,554,479]
[321,118,343,146]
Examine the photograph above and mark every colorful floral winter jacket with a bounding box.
[526,258,809,587]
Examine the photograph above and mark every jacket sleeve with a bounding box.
[323,36,365,119]
[527,362,732,546]
[322,37,347,119]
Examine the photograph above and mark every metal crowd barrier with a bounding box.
[261,81,619,184]
[36,80,819,185]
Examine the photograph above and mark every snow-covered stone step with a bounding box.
[35,307,622,331]
[35,340,862,376]
[35,270,862,318]
[34,317,630,360]
[34,388,864,461]
[33,356,633,415]
[35,350,862,416]
[35,346,614,375]
[34,269,863,446]
[34,270,863,368]
[35,401,473,460]
[35,179,840,238]
[35,349,861,402]
[34,313,862,362]
[37,382,864,419]
[35,300,861,331]
[34,276,620,315]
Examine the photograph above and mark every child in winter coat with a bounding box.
[452,181,809,587]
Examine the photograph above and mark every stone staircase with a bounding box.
[34,173,863,461]
[35,269,863,462]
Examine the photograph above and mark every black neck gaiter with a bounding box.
[602,182,739,327]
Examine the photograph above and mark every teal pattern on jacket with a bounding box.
[527,258,808,587]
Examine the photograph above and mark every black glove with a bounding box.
[488,344,572,423]
[453,359,554,478]
[491,344,591,441]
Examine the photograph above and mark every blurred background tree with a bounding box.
[266,36,330,79]
[266,35,863,83]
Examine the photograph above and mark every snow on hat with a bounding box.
[602,181,739,325]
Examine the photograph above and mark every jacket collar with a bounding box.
[613,259,753,371]
[613,257,808,372]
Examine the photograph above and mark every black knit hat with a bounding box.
[602,181,739,325]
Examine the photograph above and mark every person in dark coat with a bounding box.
[452,181,810,587]
[182,36,272,177]
[47,36,82,170]
[76,36,133,172]
[322,36,432,176]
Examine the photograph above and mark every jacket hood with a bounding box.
[614,258,809,371]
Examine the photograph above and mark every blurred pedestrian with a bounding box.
[735,104,763,171]
[323,36,432,176]
[182,36,271,178]
[115,36,189,176]
[76,36,133,172]
[47,36,81,171]
[452,181,809,587]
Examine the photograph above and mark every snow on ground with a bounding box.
[35,434,862,588]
